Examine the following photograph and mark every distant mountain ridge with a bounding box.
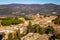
[0,3,60,15]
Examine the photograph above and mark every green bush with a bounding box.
[1,17,23,26]
[12,19,23,25]
[1,20,12,26]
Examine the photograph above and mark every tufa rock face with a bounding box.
[21,33,49,40]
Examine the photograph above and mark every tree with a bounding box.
[17,28,26,40]
[49,34,56,40]
[32,24,40,33]
[45,26,54,34]
[27,23,46,34]
[53,18,60,24]
[55,34,60,39]
[17,28,21,40]
[32,24,46,34]
[27,21,32,33]
[8,33,13,40]
[14,33,18,40]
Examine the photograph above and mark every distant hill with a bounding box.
[0,3,60,16]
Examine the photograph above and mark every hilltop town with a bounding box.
[0,14,60,40]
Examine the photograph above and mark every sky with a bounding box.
[0,0,60,5]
